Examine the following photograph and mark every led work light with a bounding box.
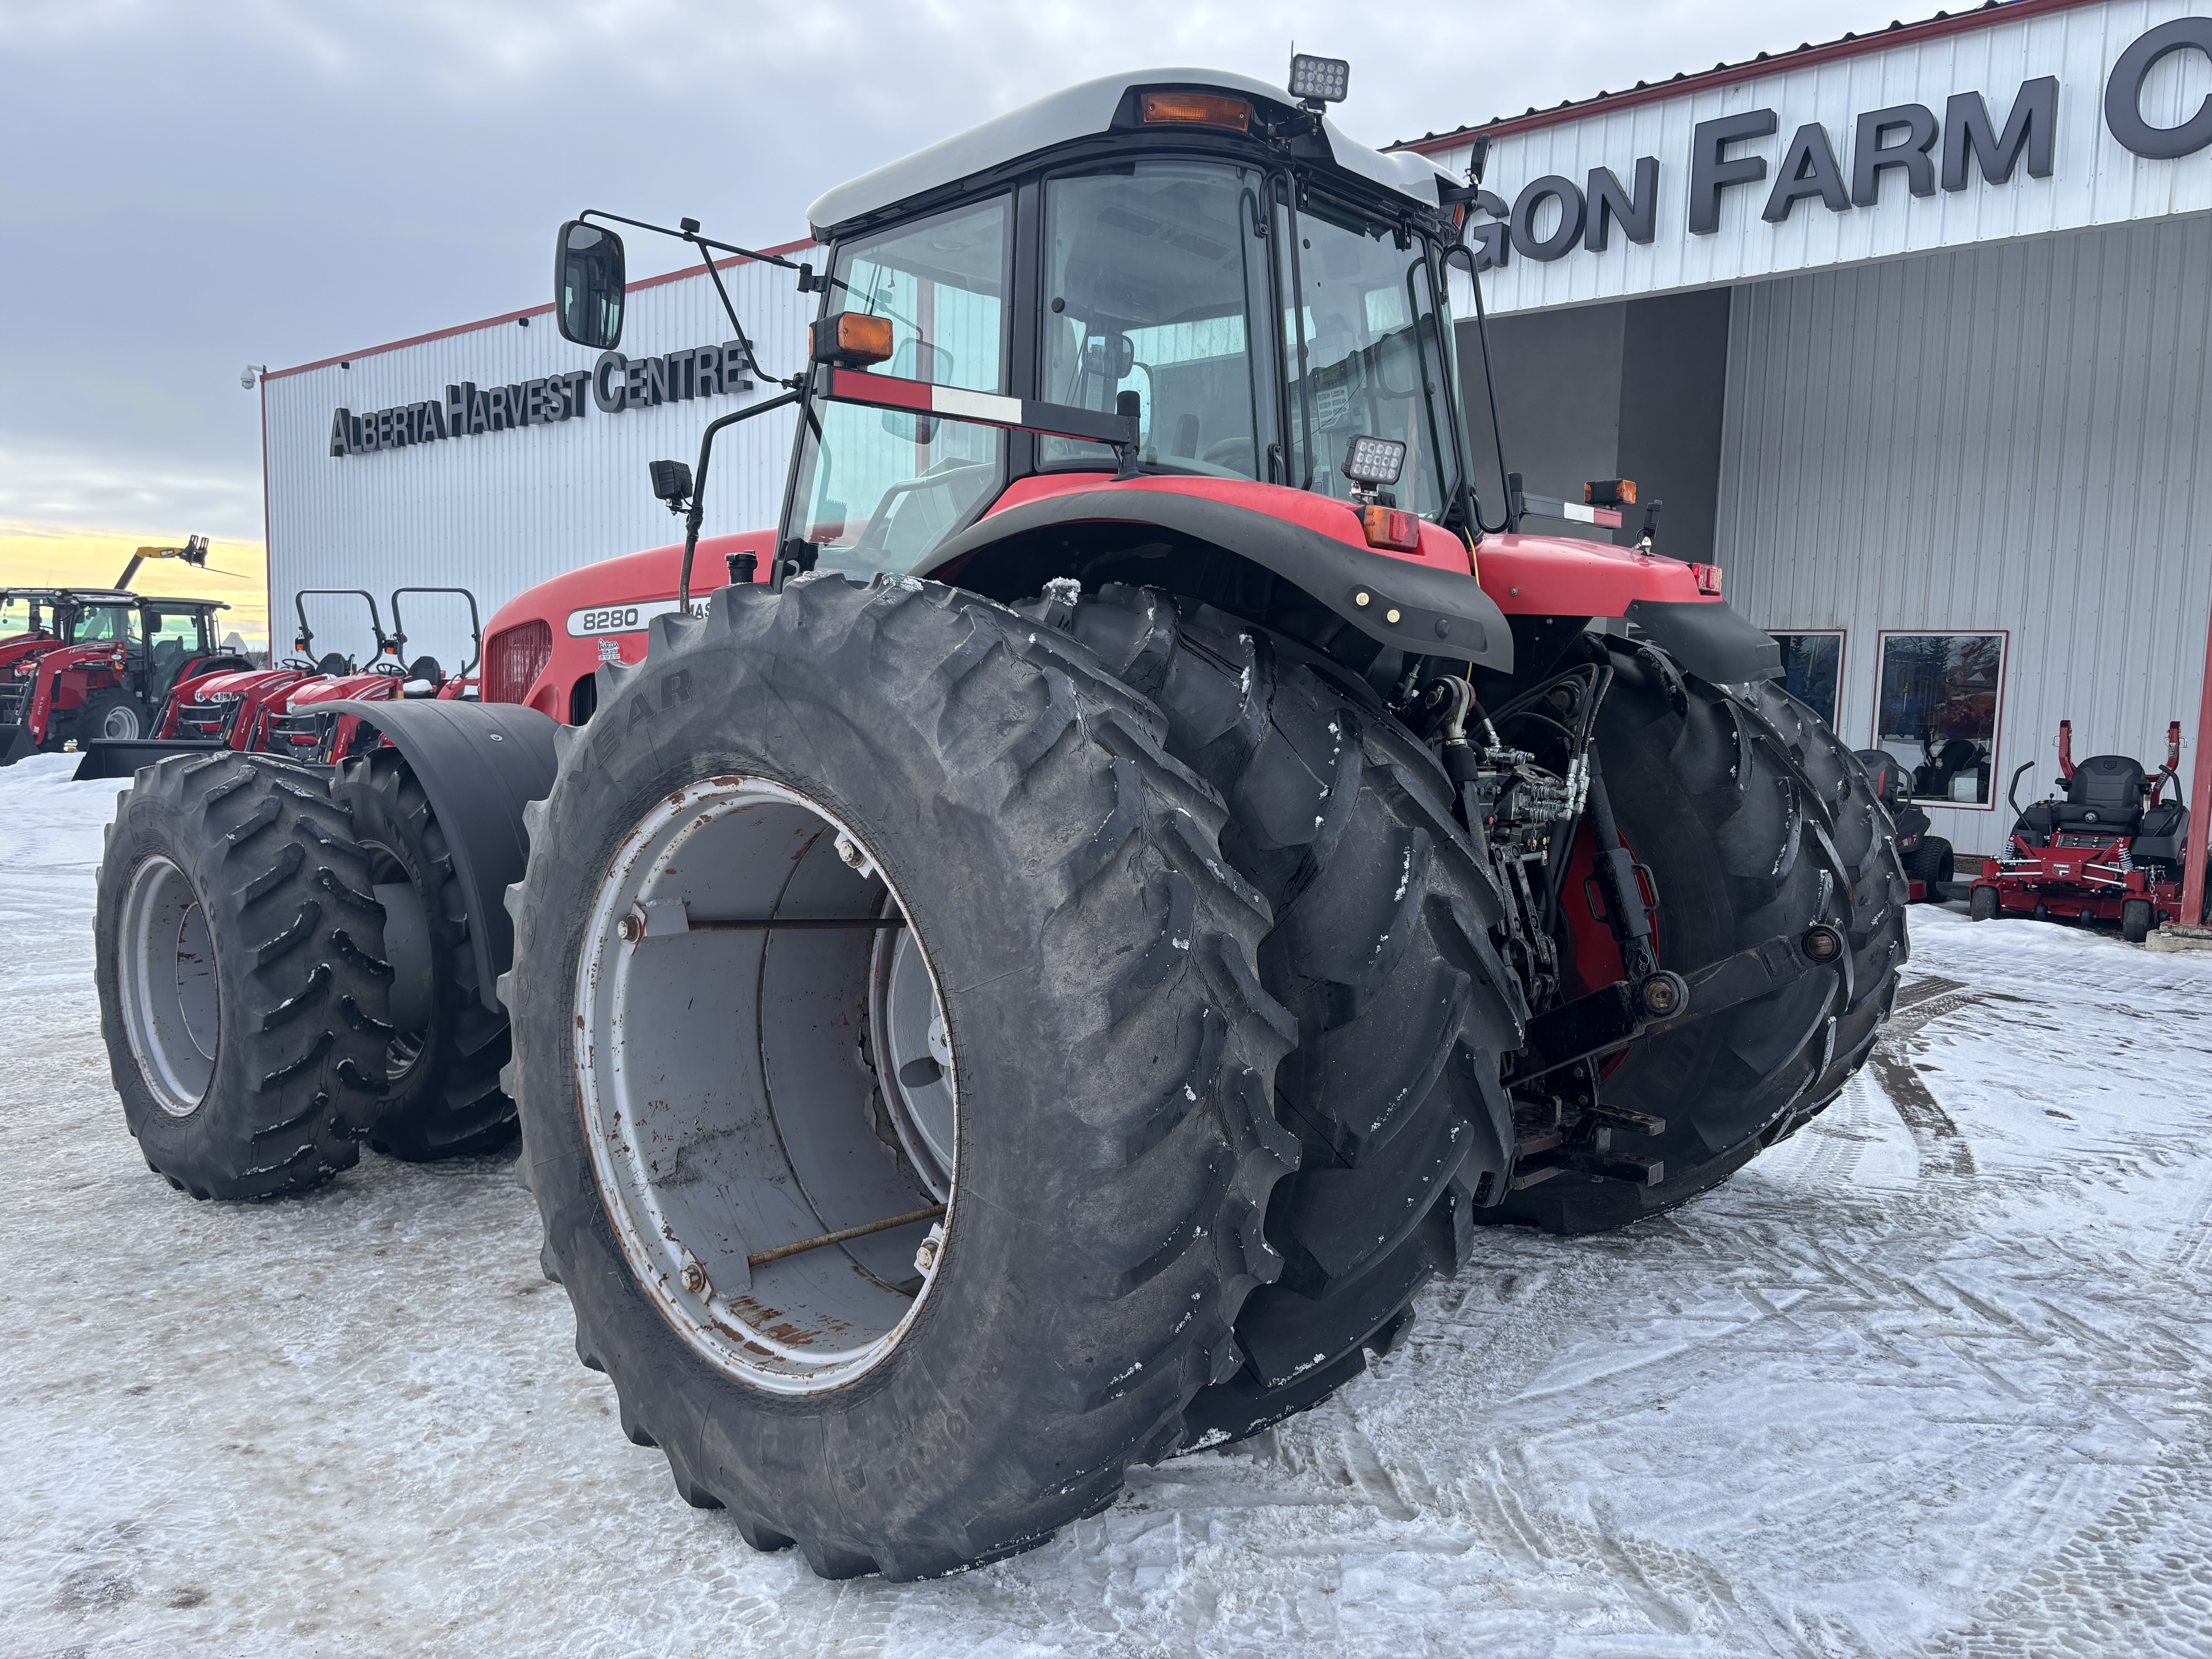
[1288,53,1350,106]
[1342,434,1407,487]
[649,459,694,511]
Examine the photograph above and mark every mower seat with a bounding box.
[2134,800,2189,868]
[2056,754,2147,835]
[1855,750,1906,811]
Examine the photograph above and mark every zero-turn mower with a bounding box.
[1971,719,2195,942]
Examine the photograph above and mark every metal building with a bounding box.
[1402,0,2212,876]
[258,0,2212,881]
[259,241,817,669]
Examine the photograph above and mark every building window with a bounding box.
[1873,631,2007,807]
[1771,631,1844,727]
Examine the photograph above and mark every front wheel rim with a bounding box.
[119,855,220,1116]
[573,776,957,1395]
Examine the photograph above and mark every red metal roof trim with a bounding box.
[1389,0,2100,155]
[263,236,819,382]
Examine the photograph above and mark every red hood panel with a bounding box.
[1474,533,1717,615]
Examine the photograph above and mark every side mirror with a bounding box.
[555,220,626,349]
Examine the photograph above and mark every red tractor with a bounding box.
[1970,720,2194,942]
[2,587,247,764]
[93,62,1906,1580]
[141,586,483,766]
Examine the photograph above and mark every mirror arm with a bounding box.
[686,230,801,391]
[577,208,809,273]
[677,389,805,611]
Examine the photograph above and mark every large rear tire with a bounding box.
[1489,650,1908,1234]
[334,751,517,1160]
[1048,586,1523,1446]
[504,575,1297,1579]
[94,753,391,1199]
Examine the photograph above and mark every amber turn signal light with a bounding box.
[1358,505,1422,553]
[1139,92,1252,132]
[1690,562,1723,596]
[1585,478,1637,507]
[810,312,895,369]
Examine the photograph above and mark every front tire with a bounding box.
[81,689,147,743]
[334,751,516,1159]
[505,576,1297,1578]
[95,753,390,1198]
[1487,651,1909,1235]
[2123,897,2153,943]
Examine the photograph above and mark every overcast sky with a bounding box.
[0,0,1924,555]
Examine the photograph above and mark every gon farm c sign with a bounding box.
[1462,16,2212,270]
[328,342,757,458]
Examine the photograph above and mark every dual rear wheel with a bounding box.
[93,573,1902,1579]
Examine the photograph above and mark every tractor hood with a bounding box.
[807,68,1458,236]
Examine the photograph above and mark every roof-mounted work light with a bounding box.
[1288,53,1350,108]
[1342,434,1406,489]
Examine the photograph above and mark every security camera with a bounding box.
[240,364,266,390]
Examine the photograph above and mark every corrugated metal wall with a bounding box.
[263,258,813,667]
[1719,211,2212,855]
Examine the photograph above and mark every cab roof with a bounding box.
[807,68,1458,236]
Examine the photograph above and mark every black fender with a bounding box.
[327,699,560,1012]
[1623,598,1782,684]
[921,488,1516,672]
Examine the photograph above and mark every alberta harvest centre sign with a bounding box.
[328,341,758,458]
[1461,15,2212,270]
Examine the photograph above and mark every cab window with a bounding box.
[70,605,142,648]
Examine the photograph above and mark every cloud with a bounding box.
[0,0,1918,538]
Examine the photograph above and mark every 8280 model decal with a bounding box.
[565,597,708,638]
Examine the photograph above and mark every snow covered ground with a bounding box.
[6,749,2212,1657]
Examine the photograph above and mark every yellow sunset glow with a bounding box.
[0,526,268,647]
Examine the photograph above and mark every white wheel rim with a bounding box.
[119,855,220,1117]
[574,777,957,1395]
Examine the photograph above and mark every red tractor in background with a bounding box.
[1971,720,2192,943]
[108,586,484,775]
[2,587,247,764]
[93,61,1908,1581]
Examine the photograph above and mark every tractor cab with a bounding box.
[0,589,64,653]
[781,71,1472,579]
[136,599,233,708]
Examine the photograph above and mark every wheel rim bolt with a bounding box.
[679,1261,707,1295]
[913,1223,945,1276]
[617,913,642,943]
